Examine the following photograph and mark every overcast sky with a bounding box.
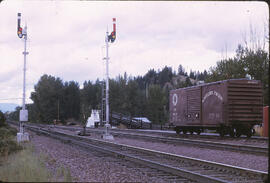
[0,1,268,105]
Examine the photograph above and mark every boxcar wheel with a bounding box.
[183,129,187,134]
[246,129,252,138]
[219,131,225,137]
[189,130,193,135]
[236,129,241,138]
[229,128,235,138]
[175,128,180,135]
[218,128,225,137]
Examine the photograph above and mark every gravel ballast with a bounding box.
[113,137,268,172]
[30,132,170,182]
[21,125,268,182]
[57,128,268,172]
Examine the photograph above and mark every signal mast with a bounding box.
[102,18,116,140]
[17,13,29,142]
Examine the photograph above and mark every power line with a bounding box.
[0,98,22,101]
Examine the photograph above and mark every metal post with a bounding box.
[21,25,28,134]
[101,81,105,124]
[105,29,109,126]
[103,28,114,140]
[22,26,27,111]
[17,13,29,142]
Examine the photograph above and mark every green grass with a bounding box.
[0,125,22,156]
[0,145,50,182]
[0,144,73,182]
[0,125,73,182]
[56,165,73,182]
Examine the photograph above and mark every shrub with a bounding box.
[0,126,22,156]
[0,138,22,156]
[5,125,18,136]
[0,111,6,127]
[0,126,18,139]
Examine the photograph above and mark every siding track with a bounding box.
[46,125,268,156]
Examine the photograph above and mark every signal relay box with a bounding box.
[20,109,28,121]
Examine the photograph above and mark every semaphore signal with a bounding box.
[16,13,29,142]
[108,18,116,43]
[17,13,23,38]
[103,18,116,140]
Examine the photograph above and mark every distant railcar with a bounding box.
[169,79,263,137]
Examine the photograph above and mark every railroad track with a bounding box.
[7,121,268,155]
[106,130,268,156]
[43,124,268,156]
[8,121,268,142]
[47,124,268,142]
[23,124,268,183]
[157,132,268,143]
[111,128,268,143]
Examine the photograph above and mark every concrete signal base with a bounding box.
[102,123,114,140]
[102,134,114,140]
[17,132,30,142]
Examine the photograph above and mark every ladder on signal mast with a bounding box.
[101,80,106,125]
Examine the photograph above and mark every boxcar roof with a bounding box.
[170,78,260,92]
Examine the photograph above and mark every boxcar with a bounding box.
[169,79,263,137]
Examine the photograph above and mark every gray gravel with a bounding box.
[51,128,269,172]
[29,131,174,182]
[113,137,268,172]
[22,125,268,182]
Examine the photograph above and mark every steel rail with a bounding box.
[8,121,268,142]
[26,126,199,182]
[25,122,269,155]
[111,128,269,142]
[49,125,268,155]
[109,131,268,156]
[48,124,268,143]
[24,124,268,183]
[8,121,268,155]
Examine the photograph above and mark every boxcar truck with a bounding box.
[169,79,263,137]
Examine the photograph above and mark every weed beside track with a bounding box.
[0,124,72,182]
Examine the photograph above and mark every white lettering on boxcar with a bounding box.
[202,90,223,103]
[248,81,258,84]
[172,93,178,106]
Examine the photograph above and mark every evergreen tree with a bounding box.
[30,74,64,123]
[178,64,185,75]
[147,85,167,124]
[158,66,173,87]
[62,81,80,120]
[206,44,268,104]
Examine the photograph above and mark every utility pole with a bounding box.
[102,18,116,140]
[17,13,29,142]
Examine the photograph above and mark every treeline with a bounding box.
[7,67,207,125]
[206,44,269,104]
[7,44,269,124]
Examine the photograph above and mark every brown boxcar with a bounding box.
[170,79,263,137]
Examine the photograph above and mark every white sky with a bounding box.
[0,1,268,105]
